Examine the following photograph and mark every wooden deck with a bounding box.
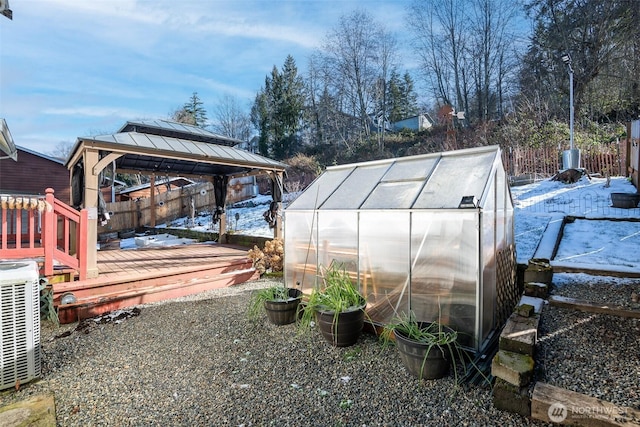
[53,243,259,323]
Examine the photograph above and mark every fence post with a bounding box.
[77,208,89,281]
[43,188,56,276]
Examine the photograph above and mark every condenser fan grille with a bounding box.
[0,262,41,390]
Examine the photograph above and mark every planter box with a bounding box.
[611,192,640,209]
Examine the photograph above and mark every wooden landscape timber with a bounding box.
[548,295,640,319]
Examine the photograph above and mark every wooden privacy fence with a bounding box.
[502,143,627,178]
[99,179,257,234]
[100,182,213,233]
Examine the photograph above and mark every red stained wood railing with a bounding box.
[0,188,89,281]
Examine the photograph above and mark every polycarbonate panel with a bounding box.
[322,164,390,209]
[482,177,496,342]
[361,181,424,209]
[381,156,438,182]
[496,165,507,250]
[284,211,318,291]
[286,168,354,210]
[316,211,359,275]
[409,211,479,349]
[358,212,410,324]
[414,150,496,209]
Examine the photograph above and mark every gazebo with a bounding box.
[284,145,518,352]
[65,119,286,279]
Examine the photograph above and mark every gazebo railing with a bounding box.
[0,188,88,280]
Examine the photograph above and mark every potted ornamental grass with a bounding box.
[380,310,468,381]
[247,284,303,326]
[298,262,367,347]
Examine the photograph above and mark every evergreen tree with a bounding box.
[173,92,208,127]
[387,70,419,123]
[251,55,305,159]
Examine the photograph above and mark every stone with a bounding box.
[0,393,56,427]
[491,350,534,387]
[515,303,534,317]
[519,295,545,314]
[524,282,548,298]
[492,377,531,417]
[499,312,539,356]
[524,259,553,285]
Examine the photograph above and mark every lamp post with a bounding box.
[561,53,579,168]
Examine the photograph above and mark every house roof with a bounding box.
[66,130,286,178]
[118,119,242,147]
[287,145,507,210]
[17,145,65,165]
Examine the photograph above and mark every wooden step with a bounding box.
[52,257,253,304]
[56,267,259,324]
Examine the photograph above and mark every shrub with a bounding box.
[247,238,284,275]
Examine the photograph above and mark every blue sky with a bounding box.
[1,0,413,155]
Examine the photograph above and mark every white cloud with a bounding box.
[42,106,141,118]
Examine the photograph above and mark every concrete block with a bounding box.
[524,282,548,298]
[492,350,534,387]
[524,259,553,285]
[492,377,531,417]
[515,303,534,317]
[499,312,539,356]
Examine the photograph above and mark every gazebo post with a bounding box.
[274,171,284,239]
[83,148,100,279]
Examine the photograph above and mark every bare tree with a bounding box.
[212,93,252,141]
[321,10,398,142]
[407,0,521,123]
[48,140,74,160]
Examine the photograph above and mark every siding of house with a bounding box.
[0,147,71,203]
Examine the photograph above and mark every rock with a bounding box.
[492,350,535,387]
[515,303,534,318]
[524,282,548,299]
[492,378,531,417]
[499,312,539,356]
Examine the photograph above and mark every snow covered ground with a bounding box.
[123,175,640,273]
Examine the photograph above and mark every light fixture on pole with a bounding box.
[561,54,574,151]
[561,53,579,169]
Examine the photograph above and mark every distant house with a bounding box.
[392,113,435,132]
[0,145,71,203]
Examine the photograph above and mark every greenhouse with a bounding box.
[284,145,519,353]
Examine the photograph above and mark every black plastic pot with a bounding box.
[393,323,453,380]
[263,288,302,325]
[316,304,365,347]
[611,193,640,209]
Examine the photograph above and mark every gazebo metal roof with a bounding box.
[66,129,285,179]
[118,119,243,147]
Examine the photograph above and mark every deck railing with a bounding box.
[0,188,89,280]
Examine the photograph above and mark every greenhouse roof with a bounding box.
[287,145,504,210]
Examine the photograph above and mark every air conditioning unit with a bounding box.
[0,261,41,390]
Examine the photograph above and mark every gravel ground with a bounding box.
[552,272,640,309]
[0,278,547,427]
[537,273,640,410]
[3,273,636,426]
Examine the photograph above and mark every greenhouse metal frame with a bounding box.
[284,145,518,352]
